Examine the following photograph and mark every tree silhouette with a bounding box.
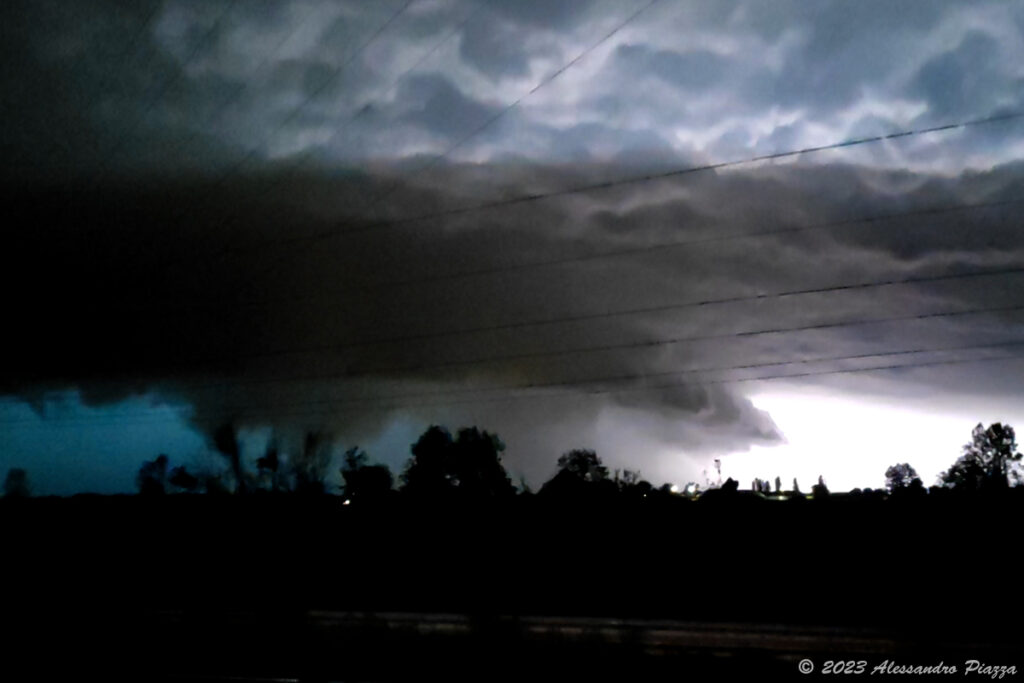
[615,469,651,498]
[400,425,514,501]
[136,455,169,495]
[811,475,829,498]
[340,447,393,504]
[449,427,515,500]
[256,439,281,492]
[168,466,199,493]
[401,425,454,498]
[3,468,30,498]
[940,422,1022,491]
[213,422,246,494]
[615,469,640,487]
[539,449,616,500]
[292,431,333,496]
[555,449,608,483]
[699,477,740,502]
[885,463,922,492]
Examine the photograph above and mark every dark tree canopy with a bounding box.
[940,422,1022,491]
[401,425,455,498]
[885,463,922,492]
[340,447,394,504]
[450,427,514,498]
[400,425,514,501]
[539,449,616,500]
[555,449,609,483]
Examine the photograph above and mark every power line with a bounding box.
[94,2,329,268]
[145,0,422,256]
[3,338,1021,427]
[231,265,1024,352]
[20,1,164,176]
[162,0,661,278]
[81,0,421,265]
[219,0,419,176]
[120,194,1021,311]
[6,297,1023,408]
[58,263,1024,384]
[207,109,1024,266]
[147,301,1024,395]
[213,0,485,218]
[347,196,1024,293]
[353,0,663,221]
[304,302,1024,382]
[90,0,240,183]
[142,3,322,174]
[209,338,1024,413]
[592,347,1024,398]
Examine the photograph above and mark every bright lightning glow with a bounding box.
[722,388,1024,492]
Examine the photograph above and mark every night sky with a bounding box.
[2,0,1024,495]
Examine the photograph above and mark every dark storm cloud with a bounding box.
[455,0,602,81]
[8,0,1024,176]
[480,0,597,30]
[3,0,1024,483]
[458,13,535,81]
[7,155,1024,482]
[612,44,731,93]
[396,74,502,138]
[909,31,1020,119]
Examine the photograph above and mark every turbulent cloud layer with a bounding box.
[2,0,1024,486]
[6,0,1024,179]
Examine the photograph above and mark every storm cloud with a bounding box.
[3,0,1023,488]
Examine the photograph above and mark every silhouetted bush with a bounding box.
[539,449,618,502]
[341,447,394,504]
[3,468,30,498]
[811,475,829,499]
[168,465,199,493]
[136,455,169,495]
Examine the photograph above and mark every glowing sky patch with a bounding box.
[722,385,1024,492]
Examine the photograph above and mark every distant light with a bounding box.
[343,499,351,505]
[670,484,679,493]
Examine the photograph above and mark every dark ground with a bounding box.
[2,493,1021,680]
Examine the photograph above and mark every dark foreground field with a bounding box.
[2,493,1021,680]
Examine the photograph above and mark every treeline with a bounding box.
[2,421,1021,501]
[127,424,691,505]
